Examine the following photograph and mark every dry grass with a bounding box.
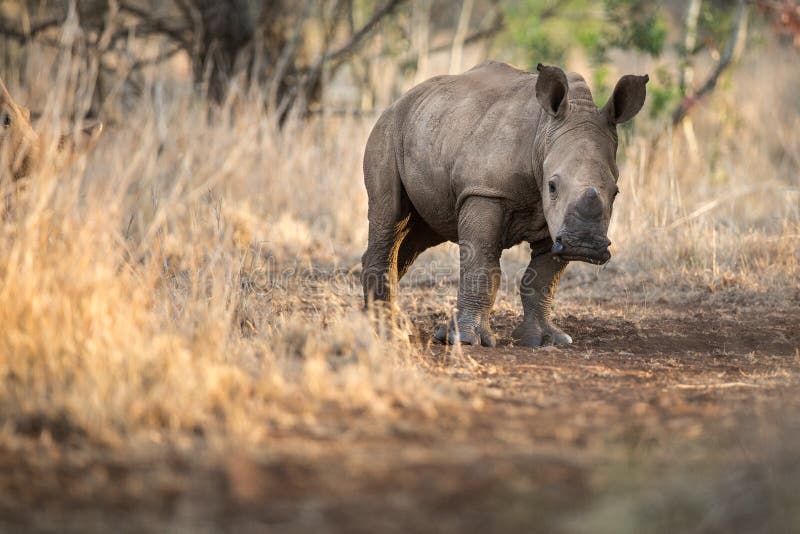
[1,60,450,453]
[0,36,798,533]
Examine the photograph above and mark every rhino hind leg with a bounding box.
[361,115,408,307]
[361,212,408,307]
[397,216,446,281]
[362,205,445,307]
[512,244,572,347]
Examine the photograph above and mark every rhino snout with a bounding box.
[552,233,611,265]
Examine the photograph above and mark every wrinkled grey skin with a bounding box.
[362,61,648,347]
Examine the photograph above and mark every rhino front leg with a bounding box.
[434,197,502,347]
[512,244,572,347]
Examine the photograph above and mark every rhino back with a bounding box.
[388,62,545,240]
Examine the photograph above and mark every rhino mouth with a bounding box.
[551,235,611,265]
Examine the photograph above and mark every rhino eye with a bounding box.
[548,178,557,198]
[1,113,9,127]
[613,186,620,197]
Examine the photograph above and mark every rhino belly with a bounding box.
[400,162,459,241]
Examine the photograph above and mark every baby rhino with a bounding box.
[361,61,648,347]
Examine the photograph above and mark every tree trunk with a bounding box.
[190,0,260,102]
[678,0,702,94]
[412,0,431,85]
[449,0,474,75]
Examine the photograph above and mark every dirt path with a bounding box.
[2,298,799,533]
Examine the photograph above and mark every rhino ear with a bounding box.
[536,63,569,118]
[603,74,649,124]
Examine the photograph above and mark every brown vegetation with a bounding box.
[1,77,102,184]
[0,77,39,179]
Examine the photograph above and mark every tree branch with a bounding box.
[117,1,191,48]
[0,16,63,42]
[267,0,314,108]
[130,45,184,69]
[427,18,504,56]
[672,0,747,125]
[323,0,406,66]
[677,0,702,93]
[402,0,564,67]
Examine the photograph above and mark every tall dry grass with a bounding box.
[0,36,797,452]
[0,48,453,452]
[609,44,799,300]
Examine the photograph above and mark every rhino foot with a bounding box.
[511,321,572,348]
[433,322,496,347]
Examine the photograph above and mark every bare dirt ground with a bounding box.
[2,280,799,533]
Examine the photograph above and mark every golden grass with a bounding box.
[0,84,447,449]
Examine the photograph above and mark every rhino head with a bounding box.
[535,64,648,265]
[0,78,40,180]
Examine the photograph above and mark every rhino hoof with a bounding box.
[433,325,496,347]
[512,324,572,347]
